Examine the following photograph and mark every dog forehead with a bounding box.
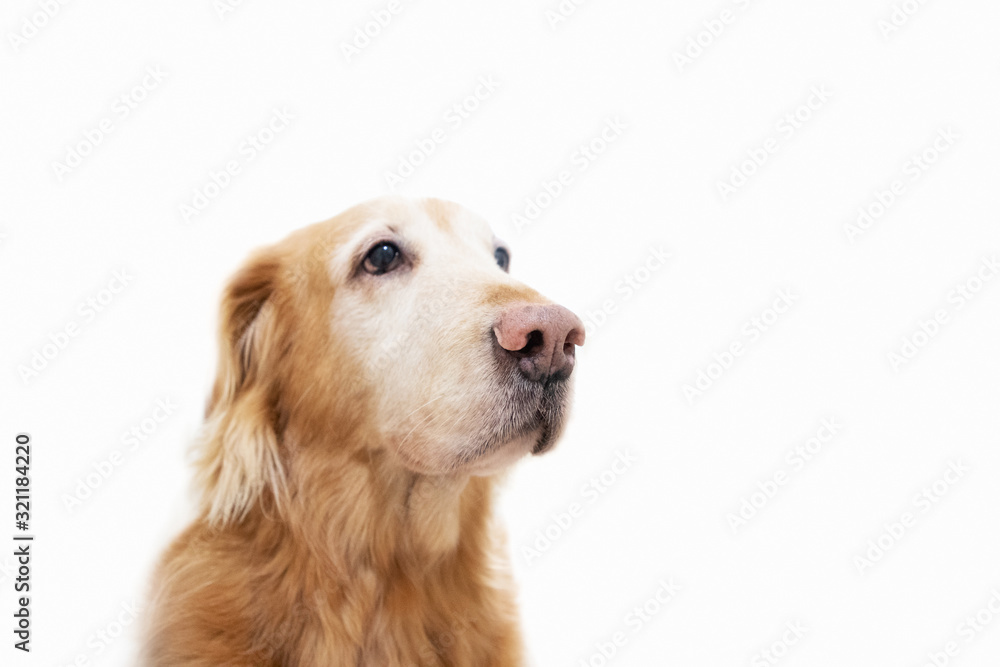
[419,197,494,242]
[324,197,493,267]
[277,197,499,291]
[369,196,494,250]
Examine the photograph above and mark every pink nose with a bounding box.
[494,303,586,382]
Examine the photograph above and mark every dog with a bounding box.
[143,196,585,666]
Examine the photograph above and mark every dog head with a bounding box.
[197,196,584,523]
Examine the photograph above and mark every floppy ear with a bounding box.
[197,249,288,526]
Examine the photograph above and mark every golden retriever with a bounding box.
[143,196,585,666]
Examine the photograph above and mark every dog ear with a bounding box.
[197,249,288,526]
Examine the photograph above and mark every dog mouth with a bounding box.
[526,380,569,455]
[458,373,571,467]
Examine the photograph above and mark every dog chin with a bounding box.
[463,411,566,475]
[463,430,542,476]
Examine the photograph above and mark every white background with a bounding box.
[2,0,1000,665]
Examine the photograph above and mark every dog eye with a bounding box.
[494,247,510,272]
[363,242,402,275]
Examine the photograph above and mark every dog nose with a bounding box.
[494,304,586,382]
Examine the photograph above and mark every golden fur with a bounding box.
[143,197,582,665]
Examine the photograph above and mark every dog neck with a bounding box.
[400,471,468,555]
[282,441,497,580]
